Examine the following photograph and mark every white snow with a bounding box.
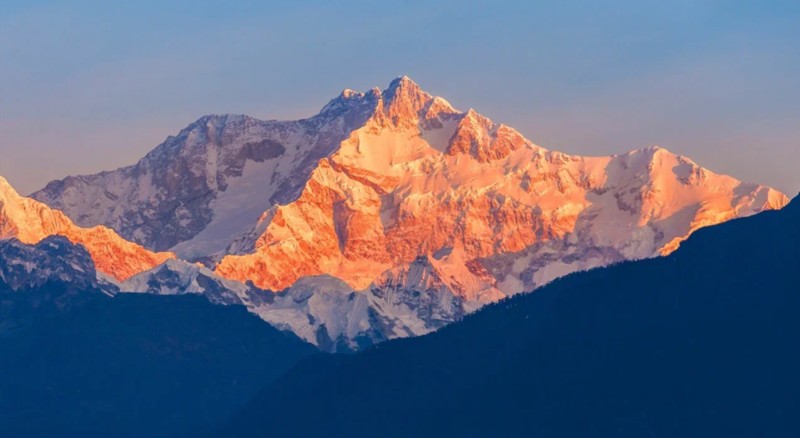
[170,156,285,259]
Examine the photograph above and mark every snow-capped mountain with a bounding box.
[0,172,510,351]
[118,258,257,305]
[249,275,390,352]
[222,194,800,437]
[33,94,379,257]
[213,78,787,293]
[254,254,492,352]
[0,176,173,281]
[119,255,490,352]
[24,76,788,349]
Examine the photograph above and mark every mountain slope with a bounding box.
[32,98,378,256]
[221,194,800,437]
[122,256,495,352]
[0,176,173,281]
[0,238,316,437]
[32,77,787,299]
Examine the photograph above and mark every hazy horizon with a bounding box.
[1,0,798,195]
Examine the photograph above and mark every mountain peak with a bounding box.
[383,75,429,100]
[318,77,455,128]
[387,75,419,90]
[318,86,380,118]
[377,76,437,127]
[0,175,15,196]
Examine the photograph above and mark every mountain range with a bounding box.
[0,236,315,437]
[0,76,796,436]
[2,190,796,436]
[1,77,789,351]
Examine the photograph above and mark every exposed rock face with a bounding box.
[0,176,173,281]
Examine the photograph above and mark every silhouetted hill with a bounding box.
[0,285,316,437]
[221,195,800,437]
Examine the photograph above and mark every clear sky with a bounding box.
[1,0,798,195]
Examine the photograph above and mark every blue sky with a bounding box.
[1,0,798,194]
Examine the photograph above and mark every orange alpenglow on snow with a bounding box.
[214,77,788,292]
[26,77,788,299]
[0,176,174,281]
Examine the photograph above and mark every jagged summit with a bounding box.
[379,76,435,126]
[389,74,416,87]
[318,76,456,128]
[0,175,17,195]
[318,87,381,118]
[383,75,429,102]
[170,77,440,131]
